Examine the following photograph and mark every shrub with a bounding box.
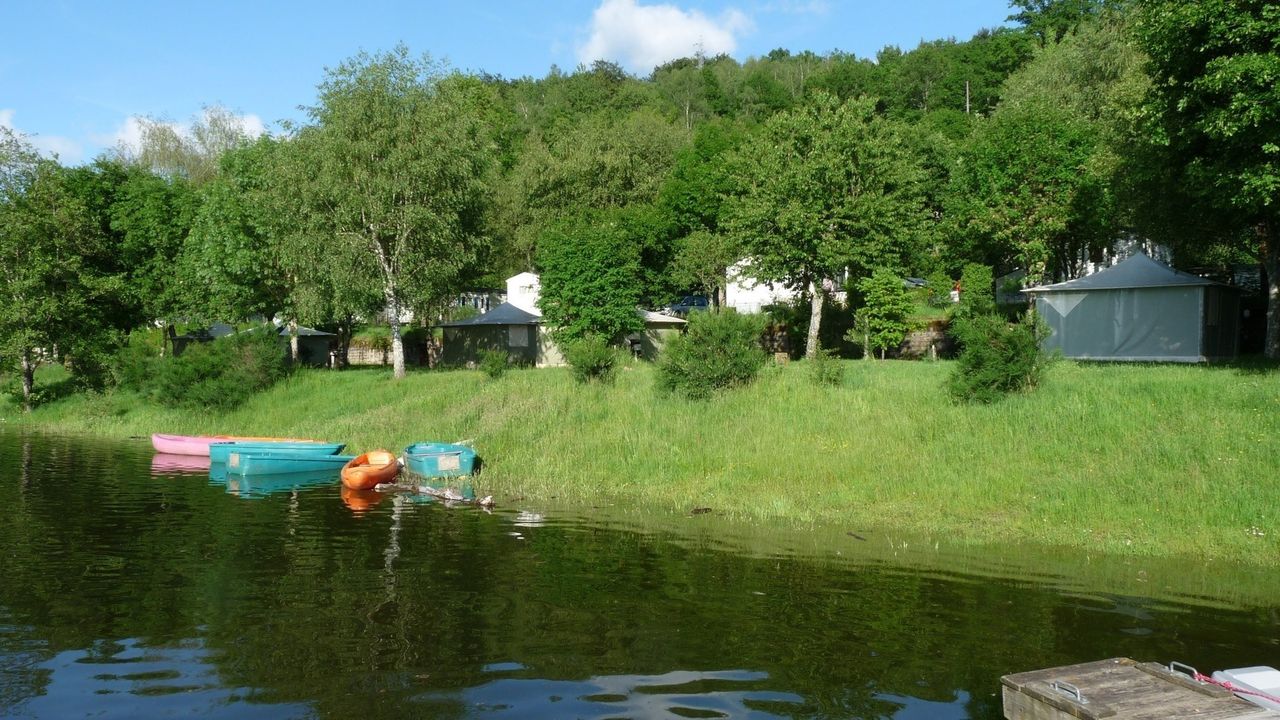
[947,312,1051,403]
[563,334,618,384]
[351,326,393,353]
[147,329,289,409]
[808,345,844,386]
[955,263,996,320]
[853,268,915,359]
[478,348,509,379]
[925,270,955,308]
[111,333,163,392]
[657,311,767,399]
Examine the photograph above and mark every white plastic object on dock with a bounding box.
[1214,667,1280,711]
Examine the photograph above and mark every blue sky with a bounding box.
[2,0,1015,165]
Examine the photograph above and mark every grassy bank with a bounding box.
[3,359,1277,563]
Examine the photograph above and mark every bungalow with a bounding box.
[438,273,685,368]
[172,322,335,367]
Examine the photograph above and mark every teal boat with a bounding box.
[403,442,476,478]
[209,441,344,465]
[227,469,342,498]
[227,451,356,476]
[403,442,476,500]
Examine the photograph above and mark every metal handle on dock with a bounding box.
[1051,680,1086,704]
[1168,661,1199,680]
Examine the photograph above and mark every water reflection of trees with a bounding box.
[1,432,1279,719]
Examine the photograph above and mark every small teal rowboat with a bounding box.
[209,441,344,465]
[403,442,476,478]
[227,451,356,476]
[403,442,477,500]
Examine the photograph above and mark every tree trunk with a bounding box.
[163,321,176,358]
[339,315,353,368]
[386,293,406,379]
[806,279,823,359]
[1264,229,1279,360]
[20,349,34,413]
[288,319,299,365]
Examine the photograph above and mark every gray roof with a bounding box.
[1024,252,1220,293]
[277,325,335,337]
[438,302,541,327]
[174,323,236,340]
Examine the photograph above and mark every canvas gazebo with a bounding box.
[1024,252,1239,362]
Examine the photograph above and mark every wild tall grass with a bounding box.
[4,359,1277,563]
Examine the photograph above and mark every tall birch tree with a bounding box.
[279,47,494,378]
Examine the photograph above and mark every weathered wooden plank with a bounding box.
[1003,658,1280,720]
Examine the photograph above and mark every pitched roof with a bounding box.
[277,325,335,337]
[437,302,541,327]
[1024,252,1219,293]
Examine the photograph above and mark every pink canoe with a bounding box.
[151,433,318,457]
[151,433,231,456]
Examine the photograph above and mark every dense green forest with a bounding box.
[1,0,1277,405]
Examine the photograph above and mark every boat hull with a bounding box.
[341,451,400,490]
[227,452,355,476]
[151,434,229,456]
[402,442,476,478]
[152,433,321,457]
[210,441,343,465]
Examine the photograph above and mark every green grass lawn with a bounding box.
[4,358,1277,564]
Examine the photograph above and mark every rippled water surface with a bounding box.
[1,431,1277,719]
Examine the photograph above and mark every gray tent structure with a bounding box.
[438,302,686,368]
[439,302,548,367]
[1024,253,1239,362]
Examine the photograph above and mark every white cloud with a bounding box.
[102,108,266,157]
[30,134,84,164]
[0,109,85,163]
[578,0,753,74]
[235,113,266,138]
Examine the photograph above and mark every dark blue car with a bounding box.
[664,295,710,317]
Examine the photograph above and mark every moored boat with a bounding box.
[402,442,476,478]
[209,441,343,465]
[227,451,355,476]
[341,451,400,490]
[152,433,323,457]
[151,433,231,456]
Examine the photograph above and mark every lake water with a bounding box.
[1,431,1277,719]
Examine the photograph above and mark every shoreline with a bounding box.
[4,360,1277,566]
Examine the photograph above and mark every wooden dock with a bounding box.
[1002,658,1280,720]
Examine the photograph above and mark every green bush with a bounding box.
[111,333,163,392]
[563,334,618,384]
[478,348,509,379]
[853,268,915,359]
[142,329,289,409]
[808,346,844,386]
[351,326,393,353]
[955,263,996,320]
[925,270,955,308]
[658,311,767,399]
[947,312,1051,403]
